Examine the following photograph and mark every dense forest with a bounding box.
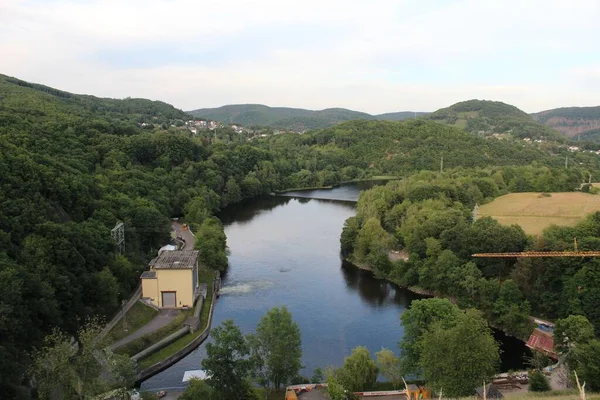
[426,100,565,141]
[2,73,600,396]
[341,167,600,339]
[188,104,428,131]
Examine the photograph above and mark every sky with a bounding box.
[1,0,599,114]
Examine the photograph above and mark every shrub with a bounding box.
[529,370,551,392]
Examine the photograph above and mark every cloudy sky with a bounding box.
[1,0,599,113]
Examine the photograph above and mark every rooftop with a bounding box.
[526,328,557,359]
[140,271,156,279]
[150,250,199,269]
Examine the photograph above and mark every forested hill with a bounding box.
[1,73,597,396]
[260,119,585,180]
[187,103,428,130]
[532,106,600,141]
[0,74,189,123]
[425,99,564,141]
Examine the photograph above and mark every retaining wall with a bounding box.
[99,285,142,341]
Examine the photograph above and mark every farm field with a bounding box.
[478,192,600,235]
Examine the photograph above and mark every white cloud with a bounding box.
[0,0,599,113]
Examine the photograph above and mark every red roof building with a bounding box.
[526,328,557,359]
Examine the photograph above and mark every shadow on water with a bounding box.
[341,260,423,308]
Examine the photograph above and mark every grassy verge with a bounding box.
[136,270,216,369]
[504,391,600,400]
[107,301,158,343]
[115,309,191,356]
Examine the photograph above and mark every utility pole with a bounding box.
[121,299,128,332]
[440,155,444,173]
[565,155,569,169]
[111,222,125,255]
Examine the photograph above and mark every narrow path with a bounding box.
[111,309,180,350]
[172,220,196,249]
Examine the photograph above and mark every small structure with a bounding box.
[140,250,199,309]
[526,327,557,359]
[475,383,503,400]
[285,384,418,400]
[285,384,328,400]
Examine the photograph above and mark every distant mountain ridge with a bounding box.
[532,106,600,141]
[187,104,428,130]
[424,99,564,141]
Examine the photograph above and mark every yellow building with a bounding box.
[140,250,199,309]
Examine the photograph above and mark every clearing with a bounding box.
[478,192,600,235]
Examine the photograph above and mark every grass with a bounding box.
[107,301,158,343]
[115,309,191,357]
[504,391,600,400]
[478,192,600,235]
[136,269,216,369]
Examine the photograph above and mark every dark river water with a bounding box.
[141,182,529,391]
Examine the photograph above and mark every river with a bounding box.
[141,182,529,391]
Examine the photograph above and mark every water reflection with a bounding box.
[341,261,422,308]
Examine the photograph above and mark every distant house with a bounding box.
[140,250,200,309]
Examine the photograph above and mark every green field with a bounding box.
[107,301,158,343]
[479,192,600,235]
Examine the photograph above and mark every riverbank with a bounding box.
[348,259,437,298]
[274,176,400,194]
[345,257,532,344]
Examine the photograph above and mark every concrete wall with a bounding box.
[135,273,219,384]
[141,278,158,307]
[98,285,142,341]
[155,269,194,308]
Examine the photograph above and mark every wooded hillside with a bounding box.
[1,74,597,396]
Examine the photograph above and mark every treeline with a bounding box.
[341,166,599,338]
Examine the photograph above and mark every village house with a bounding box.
[140,250,200,309]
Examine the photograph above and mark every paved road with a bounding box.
[172,220,196,249]
[110,308,181,350]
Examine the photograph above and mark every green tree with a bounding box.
[554,315,595,355]
[493,280,532,338]
[340,217,360,258]
[528,370,551,392]
[375,348,403,389]
[179,379,217,400]
[325,368,347,400]
[221,177,242,207]
[249,307,303,395]
[201,320,254,399]
[419,309,500,397]
[338,346,378,392]
[30,320,135,400]
[399,298,460,375]
[354,217,390,264]
[572,339,600,392]
[195,217,228,271]
[311,367,325,384]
